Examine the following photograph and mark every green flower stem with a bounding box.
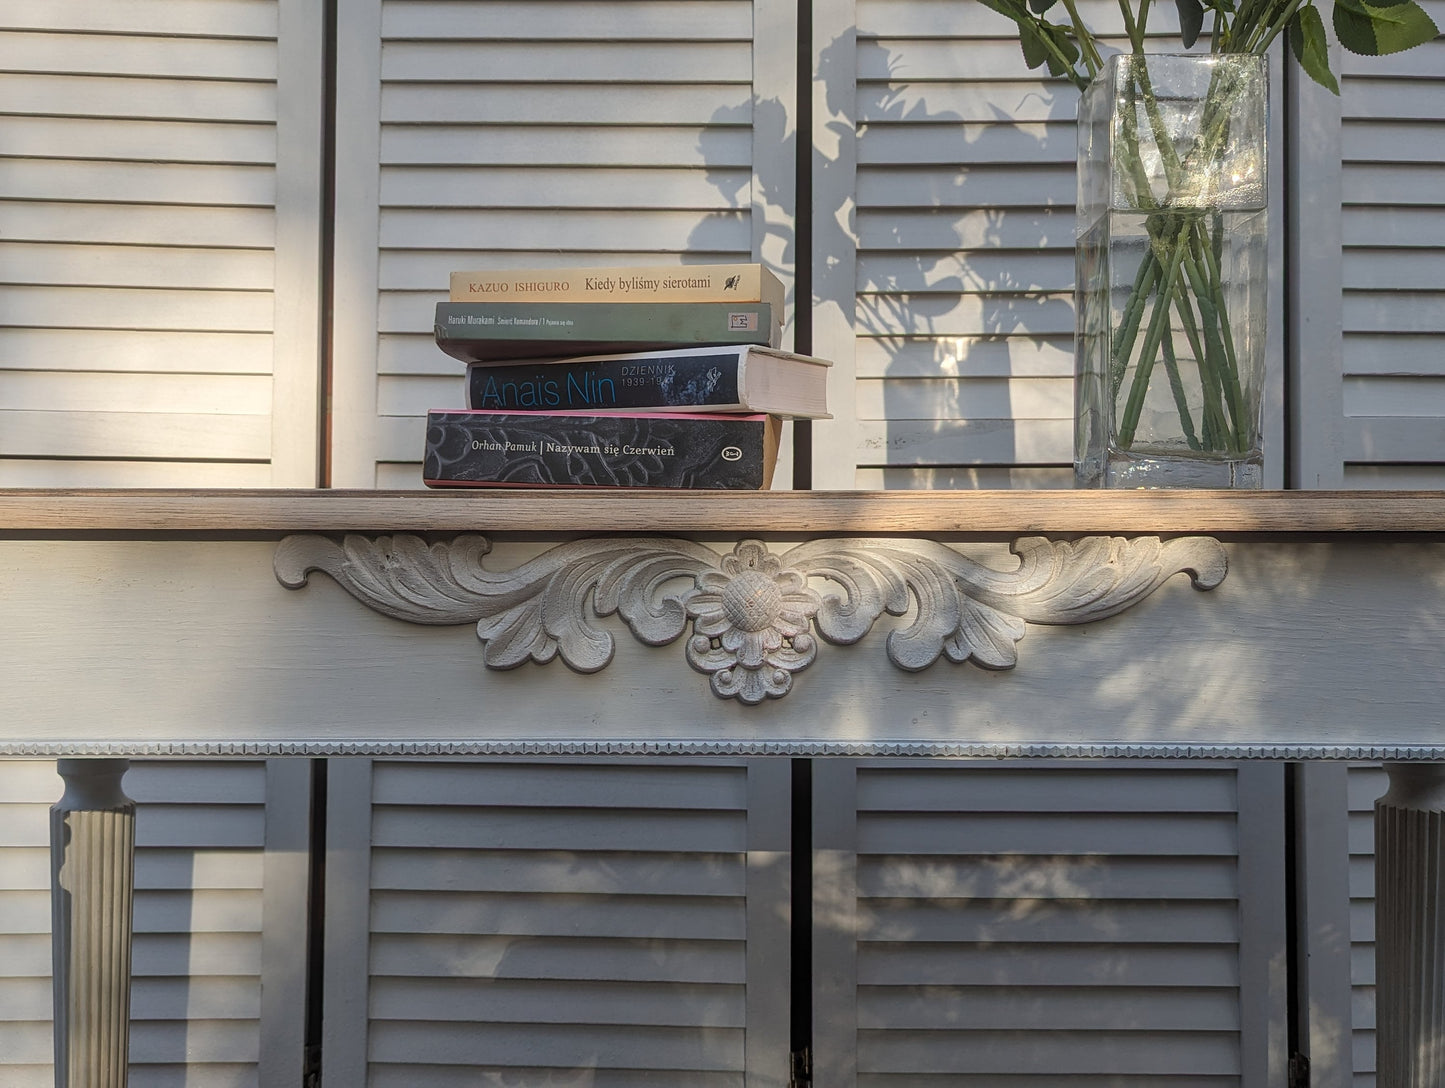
[1131,65,1186,189]
[1110,248,1163,396]
[1118,218,1192,446]
[1190,222,1250,449]
[1117,0,1144,52]
[1245,0,1306,51]
[1115,210,1246,456]
[1157,321,1202,451]
[1165,260,1225,446]
[1107,58,1257,458]
[1059,0,1104,76]
[1174,274,1229,450]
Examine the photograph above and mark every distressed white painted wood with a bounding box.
[3,490,1445,757]
[3,488,1445,1087]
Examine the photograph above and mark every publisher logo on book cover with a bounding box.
[721,446,743,462]
[727,311,758,331]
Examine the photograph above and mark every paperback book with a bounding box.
[423,410,781,490]
[449,262,785,314]
[434,300,781,363]
[466,345,830,418]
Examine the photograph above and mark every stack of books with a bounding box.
[421,262,831,490]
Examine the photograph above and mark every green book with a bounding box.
[434,300,781,363]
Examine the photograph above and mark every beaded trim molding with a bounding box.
[9,741,1445,761]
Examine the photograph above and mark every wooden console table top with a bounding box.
[2,487,1443,535]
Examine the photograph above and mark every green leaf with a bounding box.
[1041,21,1080,76]
[974,0,1034,23]
[1334,0,1440,55]
[1289,5,1340,93]
[1176,0,1206,46]
[1017,19,1051,70]
[1029,0,1060,13]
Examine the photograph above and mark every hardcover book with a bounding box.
[434,301,781,363]
[466,345,831,419]
[423,410,781,490]
[449,262,785,314]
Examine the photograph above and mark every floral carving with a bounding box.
[274,532,1226,704]
[685,541,823,702]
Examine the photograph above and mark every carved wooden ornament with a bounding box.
[274,534,1227,704]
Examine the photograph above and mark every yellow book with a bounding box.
[449,262,785,316]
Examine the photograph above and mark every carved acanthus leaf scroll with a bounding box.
[274,533,1227,704]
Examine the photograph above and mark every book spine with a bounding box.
[423,411,776,490]
[449,264,782,310]
[467,352,745,412]
[434,301,779,362]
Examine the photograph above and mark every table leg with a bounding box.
[50,759,135,1088]
[1375,762,1445,1088]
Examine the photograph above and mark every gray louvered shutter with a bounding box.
[1348,764,1390,1086]
[811,3,1288,488]
[1338,22,1445,487]
[0,1,325,487]
[812,759,1288,1088]
[810,1,1079,488]
[330,0,799,487]
[0,758,310,1087]
[321,757,791,1087]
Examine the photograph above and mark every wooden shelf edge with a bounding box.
[2,487,1444,535]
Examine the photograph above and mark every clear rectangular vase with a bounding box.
[1075,53,1268,488]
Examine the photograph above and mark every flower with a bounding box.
[685,541,822,703]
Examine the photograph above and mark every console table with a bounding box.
[3,488,1443,1087]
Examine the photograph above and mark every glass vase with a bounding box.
[1075,52,1268,488]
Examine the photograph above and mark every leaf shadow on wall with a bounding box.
[817,31,1081,486]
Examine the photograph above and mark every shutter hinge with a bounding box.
[1288,1051,1310,1088]
[788,1046,812,1088]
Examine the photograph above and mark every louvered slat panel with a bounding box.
[341,0,793,487]
[0,0,321,486]
[820,761,1283,1088]
[822,0,1274,488]
[362,759,758,1087]
[1339,5,1445,486]
[830,2,1145,488]
[0,759,283,1087]
[1348,765,1390,1088]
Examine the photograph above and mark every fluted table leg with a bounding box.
[1375,762,1445,1088]
[51,759,136,1088]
